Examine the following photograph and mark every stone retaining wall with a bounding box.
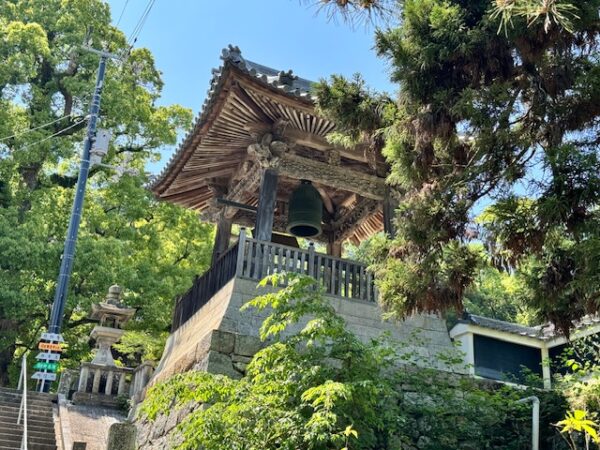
[149,277,461,387]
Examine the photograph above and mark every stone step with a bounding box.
[0,443,56,450]
[0,400,54,413]
[0,419,54,431]
[0,437,56,450]
[0,426,57,440]
[0,397,56,410]
[0,413,55,429]
[0,389,56,403]
[0,392,55,403]
[0,405,52,419]
[0,424,55,436]
[0,433,57,447]
[1,397,56,406]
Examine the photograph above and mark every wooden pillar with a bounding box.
[211,213,232,263]
[255,169,278,242]
[327,241,342,258]
[383,187,398,238]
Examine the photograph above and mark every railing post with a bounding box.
[117,372,127,395]
[78,365,89,392]
[104,370,114,395]
[308,243,315,278]
[92,368,101,393]
[236,228,247,277]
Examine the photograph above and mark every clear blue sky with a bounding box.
[106,0,396,173]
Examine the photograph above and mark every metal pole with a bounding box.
[41,49,115,391]
[517,396,540,450]
[48,53,107,333]
[17,354,27,450]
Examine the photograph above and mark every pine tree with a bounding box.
[314,0,600,332]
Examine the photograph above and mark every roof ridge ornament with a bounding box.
[221,44,244,65]
[277,69,297,86]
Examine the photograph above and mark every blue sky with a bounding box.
[106,0,396,173]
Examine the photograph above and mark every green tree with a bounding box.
[464,266,536,324]
[0,0,212,385]
[312,0,600,332]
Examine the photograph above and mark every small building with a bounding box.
[449,313,600,388]
[146,46,461,384]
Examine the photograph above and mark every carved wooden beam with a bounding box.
[331,197,381,242]
[277,153,385,200]
[246,136,385,200]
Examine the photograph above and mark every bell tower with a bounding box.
[144,47,457,386]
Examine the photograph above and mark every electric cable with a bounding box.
[13,117,89,151]
[115,0,130,28]
[127,0,157,47]
[0,115,74,142]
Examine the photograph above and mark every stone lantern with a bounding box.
[88,285,136,366]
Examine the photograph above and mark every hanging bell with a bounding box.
[286,180,323,238]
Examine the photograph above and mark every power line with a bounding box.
[0,115,73,142]
[127,0,157,47]
[115,0,130,28]
[15,117,89,152]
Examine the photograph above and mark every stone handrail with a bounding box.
[59,362,154,401]
[77,363,133,396]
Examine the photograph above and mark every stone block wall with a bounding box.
[135,365,503,450]
[149,276,462,388]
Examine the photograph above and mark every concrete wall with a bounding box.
[150,276,461,386]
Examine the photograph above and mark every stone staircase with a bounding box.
[0,387,57,450]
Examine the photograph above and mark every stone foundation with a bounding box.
[149,277,460,387]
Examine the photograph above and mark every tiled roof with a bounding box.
[460,313,600,341]
[150,45,315,190]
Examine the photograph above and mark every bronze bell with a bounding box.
[286,180,322,238]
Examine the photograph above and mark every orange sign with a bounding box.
[38,342,63,352]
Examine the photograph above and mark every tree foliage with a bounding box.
[139,274,566,449]
[0,0,212,385]
[313,0,600,332]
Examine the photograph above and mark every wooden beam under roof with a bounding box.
[276,153,386,201]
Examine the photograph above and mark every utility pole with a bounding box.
[36,48,118,393]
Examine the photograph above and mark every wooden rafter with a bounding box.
[331,197,381,242]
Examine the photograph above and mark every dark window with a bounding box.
[474,335,542,382]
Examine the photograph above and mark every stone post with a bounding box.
[107,423,136,450]
[117,372,127,396]
[105,370,114,395]
[92,368,101,393]
[78,365,89,392]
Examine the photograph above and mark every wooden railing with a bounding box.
[171,229,376,332]
[171,242,239,332]
[236,231,376,302]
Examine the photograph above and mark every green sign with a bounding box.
[33,361,58,372]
